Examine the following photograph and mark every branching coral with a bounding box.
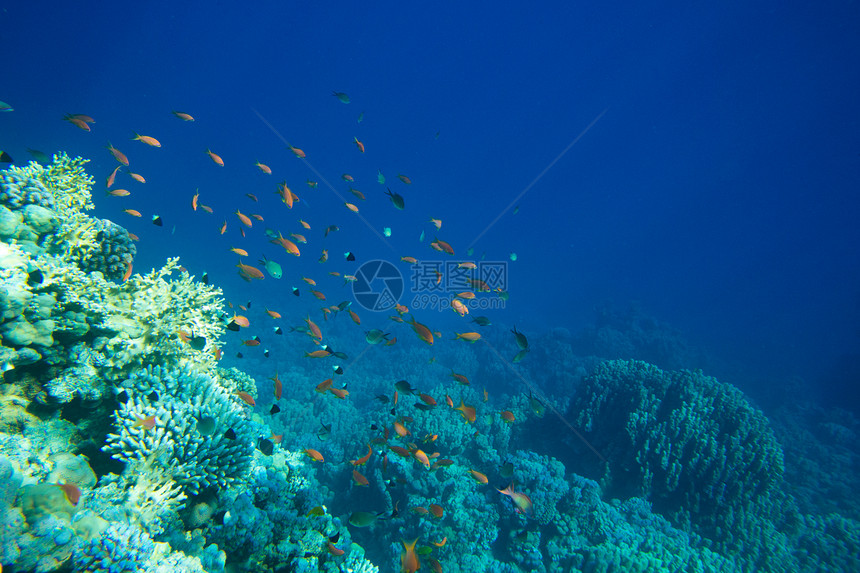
[104,365,256,496]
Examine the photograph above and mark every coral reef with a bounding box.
[104,365,257,496]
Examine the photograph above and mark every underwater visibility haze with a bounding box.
[0,1,858,572]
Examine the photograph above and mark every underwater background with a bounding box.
[0,1,858,571]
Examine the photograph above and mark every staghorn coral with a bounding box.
[42,256,224,379]
[9,153,94,217]
[71,521,155,573]
[104,365,256,496]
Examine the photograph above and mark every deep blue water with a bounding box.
[2,2,860,571]
[3,1,858,408]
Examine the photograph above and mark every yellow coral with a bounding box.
[10,153,95,217]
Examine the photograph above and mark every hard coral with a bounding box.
[104,365,256,495]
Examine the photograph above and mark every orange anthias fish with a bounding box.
[303,448,324,462]
[132,133,161,147]
[106,165,121,188]
[354,136,365,153]
[271,232,301,256]
[107,188,130,197]
[255,161,272,174]
[64,115,91,131]
[235,210,253,227]
[497,483,534,517]
[236,391,256,406]
[469,469,489,484]
[455,399,477,423]
[305,315,322,340]
[206,149,224,166]
[328,387,349,399]
[350,444,373,466]
[236,262,264,280]
[400,539,420,573]
[107,144,129,166]
[172,110,195,121]
[454,332,482,343]
[123,209,142,217]
[132,415,156,430]
[406,316,434,345]
[289,146,306,158]
[352,469,369,486]
[128,172,146,183]
[265,308,281,319]
[270,372,283,400]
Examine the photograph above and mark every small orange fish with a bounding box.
[429,218,442,229]
[327,542,344,556]
[306,315,322,340]
[352,469,369,486]
[310,290,326,300]
[133,133,161,147]
[413,449,431,469]
[107,144,129,166]
[290,233,307,243]
[241,338,260,346]
[270,434,283,444]
[191,190,199,211]
[299,220,311,229]
[246,193,259,202]
[394,421,410,437]
[455,292,476,299]
[429,504,444,518]
[432,537,447,547]
[432,239,454,255]
[348,309,361,325]
[219,220,227,234]
[236,262,264,280]
[446,395,454,408]
[271,232,301,256]
[65,116,91,131]
[236,391,256,406]
[128,172,146,183]
[341,173,354,182]
[106,165,121,188]
[108,188,130,197]
[172,110,195,121]
[454,332,481,342]
[231,314,250,328]
[483,388,489,402]
[315,378,334,393]
[345,202,359,213]
[123,209,142,217]
[389,446,411,458]
[251,213,264,222]
[255,161,272,174]
[401,256,418,264]
[230,247,249,257]
[419,394,437,406]
[350,444,373,466]
[270,372,283,400]
[235,210,253,227]
[458,262,477,269]
[401,539,421,573]
[455,399,477,423]
[122,262,133,281]
[206,149,224,166]
[57,483,81,506]
[398,174,412,184]
[328,387,349,399]
[353,137,365,152]
[498,483,534,517]
[128,233,140,241]
[132,415,156,430]
[303,448,324,462]
[265,308,281,319]
[500,410,516,424]
[302,277,316,286]
[289,146,306,158]
[469,469,489,484]
[305,350,332,358]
